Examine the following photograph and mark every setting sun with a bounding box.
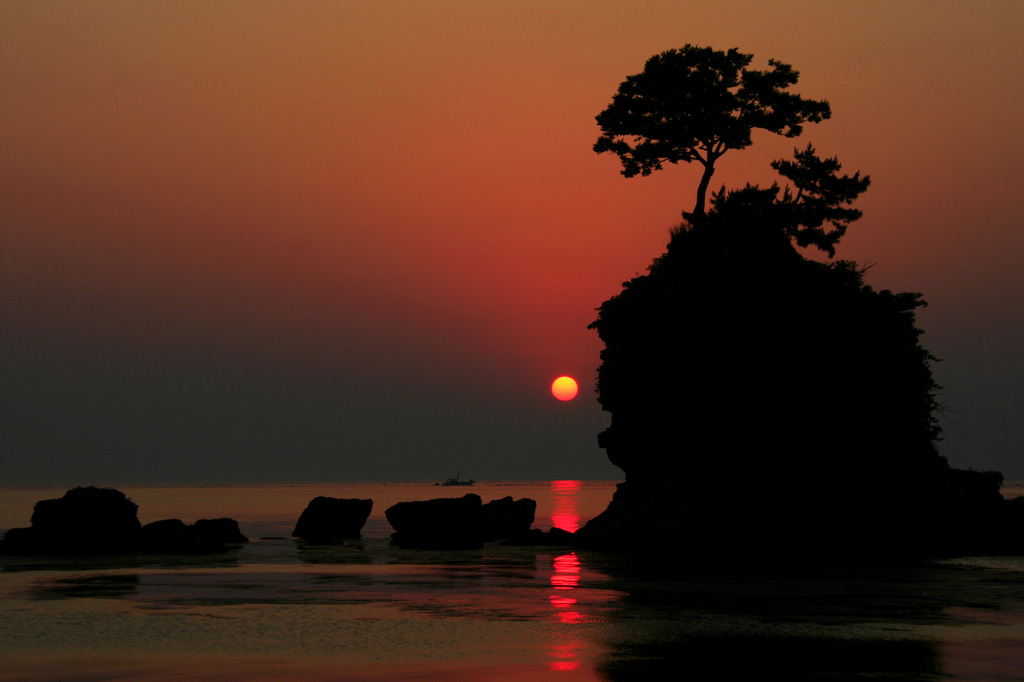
[551,376,579,401]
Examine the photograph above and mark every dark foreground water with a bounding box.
[3,481,1024,681]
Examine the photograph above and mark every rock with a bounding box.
[383,495,537,547]
[292,497,372,542]
[0,527,38,554]
[0,487,249,556]
[481,496,536,540]
[0,486,141,555]
[500,527,576,546]
[575,481,688,552]
[138,518,248,554]
[385,494,484,549]
[920,469,1017,558]
[193,518,248,545]
[139,519,217,554]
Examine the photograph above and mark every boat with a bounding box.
[436,474,475,486]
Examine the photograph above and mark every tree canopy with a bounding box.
[707,144,871,257]
[593,45,832,218]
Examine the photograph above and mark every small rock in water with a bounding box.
[292,496,373,543]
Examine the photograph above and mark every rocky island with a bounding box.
[574,45,1024,560]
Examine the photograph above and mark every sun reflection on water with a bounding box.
[550,480,582,532]
[548,640,584,672]
[551,552,581,590]
[547,551,585,671]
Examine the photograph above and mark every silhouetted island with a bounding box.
[575,45,1024,560]
[574,208,1024,559]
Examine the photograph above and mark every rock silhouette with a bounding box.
[192,517,248,545]
[0,486,247,556]
[139,517,248,554]
[481,496,536,540]
[139,519,194,553]
[385,494,537,549]
[292,496,373,542]
[0,486,140,555]
[500,527,576,547]
[386,494,485,549]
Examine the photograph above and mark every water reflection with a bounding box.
[551,553,580,590]
[547,551,585,671]
[548,639,584,673]
[589,561,1024,680]
[550,480,581,532]
[550,552,584,625]
[31,573,141,600]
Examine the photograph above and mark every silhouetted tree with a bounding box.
[710,144,871,257]
[593,45,831,217]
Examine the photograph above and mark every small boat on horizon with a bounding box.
[436,474,475,486]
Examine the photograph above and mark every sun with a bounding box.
[551,376,579,401]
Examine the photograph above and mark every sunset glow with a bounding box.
[2,2,1023,483]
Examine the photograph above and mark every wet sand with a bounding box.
[5,547,1024,680]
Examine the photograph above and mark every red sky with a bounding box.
[2,1,1023,483]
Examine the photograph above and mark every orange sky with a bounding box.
[2,1,1023,482]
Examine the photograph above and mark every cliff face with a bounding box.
[577,214,1008,558]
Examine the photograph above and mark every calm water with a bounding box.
[3,481,1024,681]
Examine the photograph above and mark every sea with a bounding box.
[3,480,1024,681]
